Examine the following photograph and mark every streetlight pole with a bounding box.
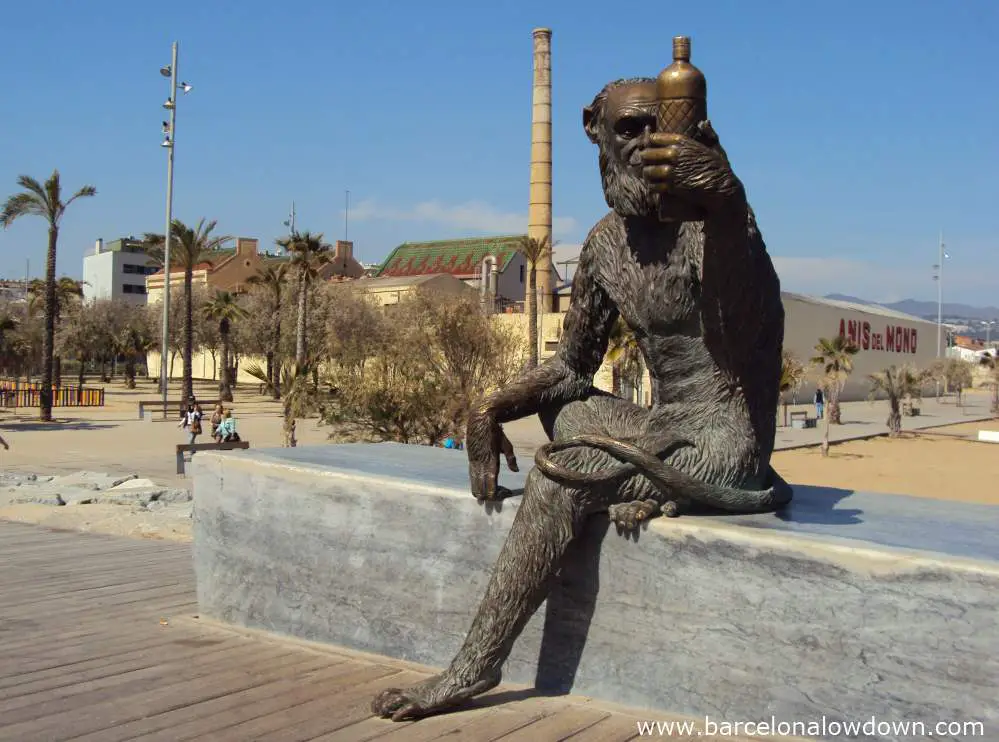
[159,42,179,418]
[932,231,949,358]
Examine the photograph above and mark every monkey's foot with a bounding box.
[608,498,661,530]
[371,669,501,721]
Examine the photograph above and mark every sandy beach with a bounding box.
[1,379,996,542]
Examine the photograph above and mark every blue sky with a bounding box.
[1,0,997,305]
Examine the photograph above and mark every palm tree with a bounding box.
[28,277,84,387]
[202,290,248,402]
[243,358,317,447]
[868,365,930,437]
[1,171,96,421]
[778,350,806,427]
[810,335,859,425]
[277,231,329,366]
[247,262,290,399]
[811,335,859,457]
[145,219,231,402]
[515,235,553,369]
[606,317,644,402]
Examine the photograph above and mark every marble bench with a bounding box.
[191,443,997,740]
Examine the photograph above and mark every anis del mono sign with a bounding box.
[838,318,918,354]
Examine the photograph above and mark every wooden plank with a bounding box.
[65,659,355,742]
[0,648,317,740]
[0,634,241,699]
[0,641,288,722]
[560,714,644,741]
[492,704,610,740]
[0,625,230,682]
[316,704,505,742]
[242,667,428,742]
[102,663,410,742]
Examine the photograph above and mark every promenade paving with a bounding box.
[0,379,993,488]
[0,520,783,741]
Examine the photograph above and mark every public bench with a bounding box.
[789,410,816,429]
[176,440,249,475]
[902,399,921,416]
[138,399,221,420]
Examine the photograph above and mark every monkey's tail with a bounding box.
[534,434,792,514]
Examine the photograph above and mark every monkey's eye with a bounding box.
[614,116,652,140]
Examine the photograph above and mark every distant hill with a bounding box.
[823,294,999,321]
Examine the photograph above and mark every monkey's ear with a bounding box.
[582,106,600,143]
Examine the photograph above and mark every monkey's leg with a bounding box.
[371,468,578,721]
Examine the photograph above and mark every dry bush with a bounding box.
[322,288,526,445]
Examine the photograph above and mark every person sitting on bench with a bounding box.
[214,409,240,443]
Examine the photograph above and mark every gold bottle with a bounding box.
[656,35,707,138]
[656,36,708,221]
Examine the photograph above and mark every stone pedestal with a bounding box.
[191,443,997,740]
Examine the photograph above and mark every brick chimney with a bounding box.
[235,237,259,257]
[334,240,353,262]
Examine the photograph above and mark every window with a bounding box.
[124,264,157,275]
[123,264,140,274]
[122,284,147,294]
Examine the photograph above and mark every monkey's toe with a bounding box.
[608,499,660,531]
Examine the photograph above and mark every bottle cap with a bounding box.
[672,36,691,62]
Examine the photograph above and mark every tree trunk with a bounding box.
[295,271,308,367]
[183,268,194,403]
[272,293,282,399]
[39,226,58,421]
[220,323,233,402]
[125,357,136,389]
[526,264,538,369]
[821,412,830,457]
[829,384,842,425]
[283,400,296,447]
[887,403,901,437]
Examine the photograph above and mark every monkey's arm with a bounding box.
[466,226,620,499]
[484,230,618,425]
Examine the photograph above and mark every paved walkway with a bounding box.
[0,521,780,741]
[501,394,996,459]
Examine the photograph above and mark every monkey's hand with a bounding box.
[640,123,745,215]
[466,412,516,501]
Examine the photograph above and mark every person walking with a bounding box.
[179,397,204,445]
[814,387,825,420]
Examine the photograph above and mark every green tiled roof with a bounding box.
[376,235,525,278]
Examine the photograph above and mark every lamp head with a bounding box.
[180,82,192,93]
[161,137,173,148]
[163,98,175,110]
[160,65,171,77]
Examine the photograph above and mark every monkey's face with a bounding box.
[585,82,659,217]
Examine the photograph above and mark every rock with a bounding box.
[60,487,99,506]
[10,493,64,506]
[49,471,132,492]
[158,489,192,504]
[92,488,166,507]
[109,478,158,491]
[111,474,139,488]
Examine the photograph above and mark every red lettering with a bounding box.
[896,326,903,352]
[847,320,857,344]
[902,328,911,353]
[862,322,871,350]
[838,319,846,338]
[886,325,895,352]
[911,329,917,353]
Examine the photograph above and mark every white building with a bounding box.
[82,238,158,306]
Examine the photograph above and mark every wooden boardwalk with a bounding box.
[0,521,769,741]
